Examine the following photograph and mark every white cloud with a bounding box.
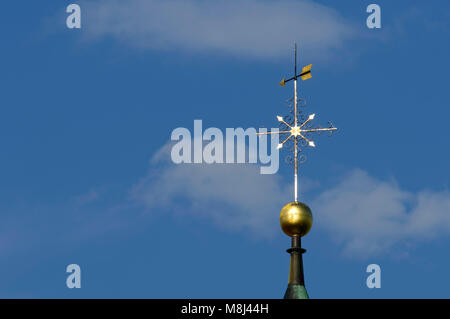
[313,169,450,257]
[132,143,450,257]
[131,155,291,237]
[81,0,357,60]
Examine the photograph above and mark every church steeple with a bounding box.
[256,44,338,299]
[284,236,309,299]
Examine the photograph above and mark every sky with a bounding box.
[0,0,450,298]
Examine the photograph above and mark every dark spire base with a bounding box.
[283,236,309,299]
[284,284,309,299]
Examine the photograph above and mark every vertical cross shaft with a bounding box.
[294,44,299,202]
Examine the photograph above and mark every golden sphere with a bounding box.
[280,202,313,237]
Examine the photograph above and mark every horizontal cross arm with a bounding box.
[256,130,291,136]
[301,127,338,133]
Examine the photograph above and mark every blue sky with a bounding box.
[1,0,450,298]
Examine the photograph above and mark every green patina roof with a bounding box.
[284,284,309,299]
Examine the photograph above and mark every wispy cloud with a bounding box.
[3,140,449,259]
[71,189,100,206]
[81,0,357,60]
[131,151,291,237]
[132,143,450,257]
[0,187,137,257]
[313,169,450,257]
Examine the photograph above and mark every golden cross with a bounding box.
[257,44,337,202]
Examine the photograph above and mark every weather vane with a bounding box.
[257,43,337,299]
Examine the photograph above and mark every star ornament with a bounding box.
[258,113,336,151]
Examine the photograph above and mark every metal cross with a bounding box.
[257,44,337,202]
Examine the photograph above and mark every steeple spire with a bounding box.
[256,44,338,299]
[284,236,308,298]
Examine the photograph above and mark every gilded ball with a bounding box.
[280,202,313,237]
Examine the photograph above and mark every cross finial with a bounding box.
[258,45,337,202]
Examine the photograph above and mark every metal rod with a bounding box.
[301,127,338,133]
[294,43,297,79]
[294,47,298,202]
[294,44,299,202]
